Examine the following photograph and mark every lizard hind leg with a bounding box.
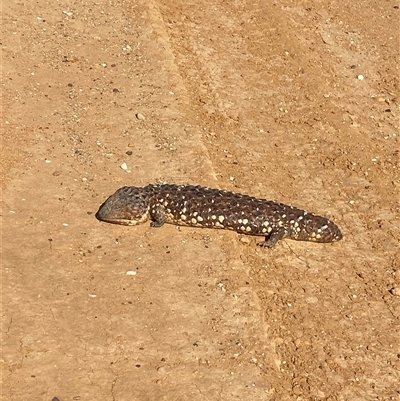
[150,204,168,227]
[257,227,286,248]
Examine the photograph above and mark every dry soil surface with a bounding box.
[2,0,399,400]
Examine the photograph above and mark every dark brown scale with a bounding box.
[95,184,343,248]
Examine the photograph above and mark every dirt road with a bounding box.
[2,0,399,399]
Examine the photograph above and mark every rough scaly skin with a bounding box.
[95,184,343,248]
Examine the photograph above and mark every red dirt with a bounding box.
[2,0,399,400]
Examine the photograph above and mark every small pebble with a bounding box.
[136,113,145,120]
[62,223,68,227]
[126,150,133,156]
[306,297,318,304]
[126,270,137,276]
[357,74,364,80]
[120,162,128,170]
[394,270,400,282]
[53,171,61,176]
[389,287,400,296]
[240,236,251,244]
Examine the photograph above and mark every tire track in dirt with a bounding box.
[3,0,275,400]
[157,1,399,399]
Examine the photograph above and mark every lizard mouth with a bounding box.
[95,207,150,226]
[95,214,132,225]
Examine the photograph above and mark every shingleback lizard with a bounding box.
[95,184,342,248]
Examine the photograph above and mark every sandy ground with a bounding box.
[2,0,399,400]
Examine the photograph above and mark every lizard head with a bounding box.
[95,186,150,226]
